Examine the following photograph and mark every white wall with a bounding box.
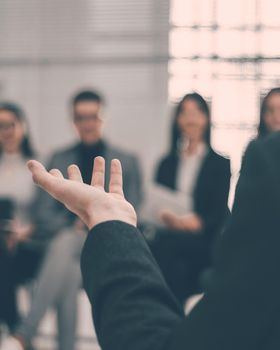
[0,0,170,180]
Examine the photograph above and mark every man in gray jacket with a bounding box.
[9,90,142,350]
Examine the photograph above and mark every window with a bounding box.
[169,0,280,175]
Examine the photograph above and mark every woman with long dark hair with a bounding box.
[151,93,231,304]
[0,103,42,335]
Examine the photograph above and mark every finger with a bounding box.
[27,160,59,193]
[49,168,64,179]
[28,160,73,208]
[67,164,83,182]
[91,156,105,189]
[109,159,124,197]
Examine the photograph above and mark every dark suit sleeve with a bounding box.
[155,158,164,183]
[81,140,280,350]
[81,221,184,350]
[154,156,174,189]
[123,156,143,211]
[197,158,231,234]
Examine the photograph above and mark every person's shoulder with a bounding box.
[240,133,280,182]
[208,148,230,166]
[105,143,138,163]
[50,142,79,159]
[253,132,280,174]
[260,131,280,151]
[46,143,80,167]
[245,132,280,159]
[157,152,177,166]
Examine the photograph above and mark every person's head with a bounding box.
[0,102,35,158]
[71,90,105,145]
[258,88,280,138]
[169,92,211,155]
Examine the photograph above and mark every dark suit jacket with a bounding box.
[31,141,143,241]
[155,149,231,239]
[81,132,280,350]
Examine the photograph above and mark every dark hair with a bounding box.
[0,102,35,158]
[169,92,211,155]
[258,87,280,138]
[72,90,104,110]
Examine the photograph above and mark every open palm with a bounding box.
[27,157,137,230]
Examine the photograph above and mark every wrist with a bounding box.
[85,203,137,230]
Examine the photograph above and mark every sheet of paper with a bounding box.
[139,183,193,226]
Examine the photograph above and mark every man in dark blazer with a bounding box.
[25,132,280,350]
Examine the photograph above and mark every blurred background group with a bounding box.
[0,1,280,350]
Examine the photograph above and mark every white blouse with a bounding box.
[176,143,208,202]
[0,153,35,223]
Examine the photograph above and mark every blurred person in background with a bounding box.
[257,88,280,138]
[150,93,231,304]
[3,90,143,350]
[0,103,42,334]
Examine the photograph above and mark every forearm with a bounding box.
[81,220,184,350]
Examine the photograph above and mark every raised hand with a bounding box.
[27,157,137,230]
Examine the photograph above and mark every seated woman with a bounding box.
[150,93,231,305]
[0,103,42,333]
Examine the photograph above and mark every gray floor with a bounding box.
[18,288,100,350]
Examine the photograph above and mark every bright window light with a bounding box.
[169,0,280,175]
